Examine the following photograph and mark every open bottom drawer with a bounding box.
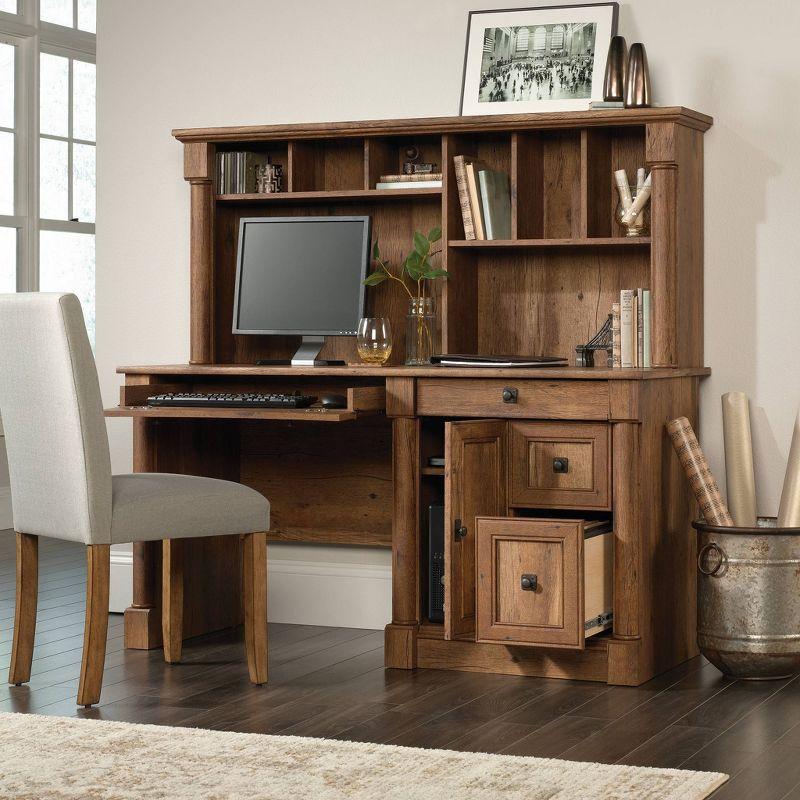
[475,517,612,649]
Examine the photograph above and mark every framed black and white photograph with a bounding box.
[460,3,618,115]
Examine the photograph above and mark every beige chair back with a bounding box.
[0,293,112,543]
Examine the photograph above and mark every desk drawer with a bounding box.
[476,517,612,649]
[416,379,609,420]
[509,422,611,510]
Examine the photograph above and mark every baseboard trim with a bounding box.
[108,550,392,629]
[267,558,391,629]
[0,486,12,531]
[110,546,134,613]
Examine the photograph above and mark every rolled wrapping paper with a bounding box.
[635,168,646,227]
[614,169,633,210]
[777,409,800,527]
[621,173,652,225]
[721,392,757,526]
[667,416,734,526]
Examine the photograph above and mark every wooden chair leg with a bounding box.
[161,539,183,664]
[242,532,268,684]
[9,533,38,686]
[77,544,110,707]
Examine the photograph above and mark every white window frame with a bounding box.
[0,0,95,293]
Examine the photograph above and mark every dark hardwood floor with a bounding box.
[1,536,799,798]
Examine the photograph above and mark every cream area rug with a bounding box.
[0,712,727,799]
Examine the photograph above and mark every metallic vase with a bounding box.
[625,43,651,108]
[602,35,627,102]
[694,517,800,680]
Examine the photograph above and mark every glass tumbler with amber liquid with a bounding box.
[357,318,392,365]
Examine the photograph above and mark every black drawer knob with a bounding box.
[521,574,538,591]
[552,457,569,473]
[454,518,468,540]
[502,387,518,403]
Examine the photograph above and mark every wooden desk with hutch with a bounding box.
[109,106,712,687]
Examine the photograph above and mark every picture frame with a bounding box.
[459,3,619,116]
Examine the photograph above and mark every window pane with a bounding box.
[73,143,95,222]
[73,60,96,141]
[40,137,68,219]
[77,0,96,33]
[0,131,12,216]
[40,53,69,137]
[40,231,95,343]
[40,0,73,27]
[0,43,13,129]
[0,228,15,293]
[0,0,18,13]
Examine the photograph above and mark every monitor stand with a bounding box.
[291,335,327,366]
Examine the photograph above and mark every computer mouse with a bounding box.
[319,393,347,409]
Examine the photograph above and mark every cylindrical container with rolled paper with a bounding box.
[667,416,734,526]
[722,392,757,526]
[778,409,800,527]
[695,516,800,679]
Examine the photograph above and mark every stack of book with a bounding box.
[453,156,511,240]
[612,289,651,368]
[216,151,269,194]
[375,173,443,190]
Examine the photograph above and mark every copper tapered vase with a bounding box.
[602,35,627,102]
[625,43,651,108]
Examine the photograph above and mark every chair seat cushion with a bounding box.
[111,473,269,544]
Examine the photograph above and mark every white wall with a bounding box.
[97,0,800,625]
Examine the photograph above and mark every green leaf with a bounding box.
[404,251,423,280]
[405,251,421,269]
[423,268,449,280]
[372,240,381,261]
[428,226,442,243]
[363,271,388,286]
[413,231,430,257]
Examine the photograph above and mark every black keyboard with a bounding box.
[146,392,318,409]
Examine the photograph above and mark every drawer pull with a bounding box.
[520,574,538,591]
[552,456,570,473]
[502,387,518,404]
[454,518,468,541]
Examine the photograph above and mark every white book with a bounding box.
[620,290,635,368]
[611,302,621,368]
[642,289,651,368]
[636,288,645,368]
[375,180,442,190]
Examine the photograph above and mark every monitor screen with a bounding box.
[232,216,371,335]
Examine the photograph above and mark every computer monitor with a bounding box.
[232,216,371,365]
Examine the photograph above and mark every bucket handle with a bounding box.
[698,541,726,576]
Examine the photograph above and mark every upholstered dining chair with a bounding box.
[0,293,269,707]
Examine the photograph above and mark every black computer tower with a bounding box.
[428,504,445,623]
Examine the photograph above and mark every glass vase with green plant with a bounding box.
[363,227,447,365]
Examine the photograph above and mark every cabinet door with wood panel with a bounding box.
[475,517,613,649]
[509,421,611,509]
[444,420,507,641]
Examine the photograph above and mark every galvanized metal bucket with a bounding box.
[693,517,800,680]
